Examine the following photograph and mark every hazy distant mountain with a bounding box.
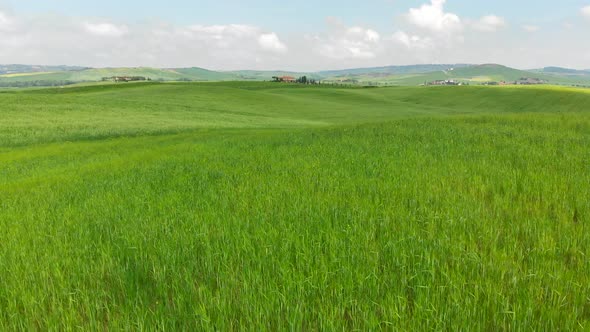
[318,64,472,77]
[0,67,240,87]
[232,70,322,80]
[320,64,590,86]
[0,64,88,75]
[532,67,590,76]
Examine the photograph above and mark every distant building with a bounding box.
[102,76,148,82]
[514,77,547,85]
[427,79,461,86]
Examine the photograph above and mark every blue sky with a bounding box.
[6,0,588,27]
[1,0,589,70]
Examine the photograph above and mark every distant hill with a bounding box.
[2,63,590,87]
[0,67,242,87]
[0,67,237,82]
[0,64,88,75]
[230,70,321,81]
[0,66,323,87]
[531,67,590,80]
[537,67,585,74]
[321,64,590,86]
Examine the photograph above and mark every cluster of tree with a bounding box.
[271,76,319,84]
[296,76,319,84]
[0,80,78,88]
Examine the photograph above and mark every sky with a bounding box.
[0,0,589,71]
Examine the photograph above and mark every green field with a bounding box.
[1,82,589,330]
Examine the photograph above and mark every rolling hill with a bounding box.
[0,64,88,75]
[0,67,238,84]
[2,63,590,87]
[324,64,590,86]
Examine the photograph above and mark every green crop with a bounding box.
[1,82,589,330]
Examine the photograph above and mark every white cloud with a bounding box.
[396,0,464,55]
[582,6,590,19]
[84,22,128,37]
[472,15,506,32]
[406,0,462,33]
[258,33,287,53]
[523,25,540,32]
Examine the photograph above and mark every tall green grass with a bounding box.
[0,82,589,329]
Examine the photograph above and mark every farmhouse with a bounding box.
[279,76,296,82]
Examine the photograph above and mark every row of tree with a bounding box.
[271,76,319,84]
[296,76,319,84]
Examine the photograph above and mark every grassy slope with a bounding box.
[1,82,590,329]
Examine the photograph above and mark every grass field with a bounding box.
[1,82,589,330]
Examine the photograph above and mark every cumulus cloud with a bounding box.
[582,6,590,19]
[405,0,462,33]
[258,33,287,53]
[472,15,506,32]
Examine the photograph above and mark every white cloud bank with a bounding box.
[582,6,590,20]
[0,2,588,71]
[0,11,290,69]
